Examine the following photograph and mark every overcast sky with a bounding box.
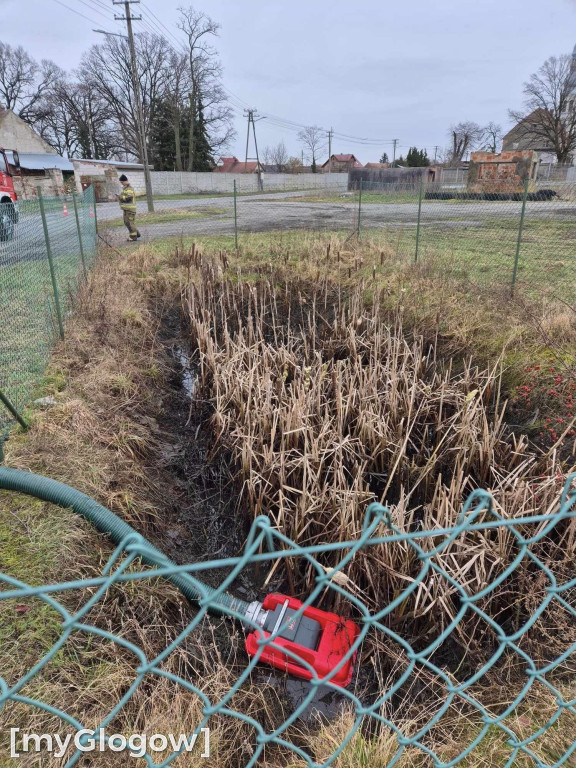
[6,0,576,162]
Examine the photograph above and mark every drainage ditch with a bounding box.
[155,310,345,719]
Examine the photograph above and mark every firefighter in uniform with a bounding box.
[118,174,140,242]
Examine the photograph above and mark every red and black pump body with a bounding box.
[244,593,360,687]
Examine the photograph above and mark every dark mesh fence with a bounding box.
[0,187,97,441]
[96,178,576,302]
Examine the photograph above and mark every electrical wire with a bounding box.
[48,0,102,24]
[81,0,115,16]
[75,0,112,20]
[141,2,188,50]
[111,6,407,151]
[49,0,412,151]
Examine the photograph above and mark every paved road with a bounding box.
[98,192,576,246]
[3,192,575,262]
[0,206,96,268]
[95,189,316,221]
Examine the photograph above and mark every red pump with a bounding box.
[244,593,360,687]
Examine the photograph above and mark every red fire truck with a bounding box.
[0,147,20,240]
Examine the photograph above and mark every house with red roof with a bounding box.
[213,156,264,174]
[320,154,363,173]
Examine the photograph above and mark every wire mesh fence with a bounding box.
[1,472,575,766]
[97,177,576,302]
[0,186,97,443]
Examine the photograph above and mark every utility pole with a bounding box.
[392,139,398,165]
[244,111,251,173]
[113,0,154,212]
[433,146,440,164]
[244,109,264,191]
[328,128,333,173]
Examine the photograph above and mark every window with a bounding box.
[0,153,8,175]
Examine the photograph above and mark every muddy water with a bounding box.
[168,331,348,721]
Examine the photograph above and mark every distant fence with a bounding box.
[127,171,348,196]
[0,186,97,446]
[349,167,469,189]
[537,164,576,183]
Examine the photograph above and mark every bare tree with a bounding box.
[263,141,289,172]
[36,76,120,158]
[161,49,191,171]
[447,121,483,164]
[0,42,60,124]
[177,6,234,171]
[481,121,503,154]
[509,55,576,164]
[80,32,173,161]
[298,125,325,171]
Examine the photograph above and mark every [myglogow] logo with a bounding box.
[9,727,210,759]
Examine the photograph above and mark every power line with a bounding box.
[87,0,114,10]
[101,9,405,152]
[82,0,114,16]
[141,2,187,50]
[76,0,111,18]
[138,4,254,114]
[49,0,416,155]
[49,0,102,24]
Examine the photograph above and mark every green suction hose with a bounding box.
[0,467,250,618]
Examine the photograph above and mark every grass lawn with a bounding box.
[105,206,229,228]
[124,223,575,389]
[278,190,417,204]
[127,213,575,300]
[0,251,87,433]
[149,187,312,202]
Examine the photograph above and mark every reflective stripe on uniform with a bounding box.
[119,185,137,212]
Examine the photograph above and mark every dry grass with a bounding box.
[0,245,292,767]
[180,247,576,764]
[2,238,576,767]
[184,256,573,605]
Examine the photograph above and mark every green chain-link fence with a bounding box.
[1,475,576,766]
[97,177,576,302]
[0,186,97,443]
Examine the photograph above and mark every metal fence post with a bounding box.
[0,388,28,430]
[233,180,239,249]
[38,187,65,340]
[415,176,424,263]
[91,185,98,231]
[511,177,530,296]
[357,177,363,241]
[72,191,88,281]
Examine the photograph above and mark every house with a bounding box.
[502,110,557,165]
[213,156,263,174]
[6,151,76,198]
[0,105,76,197]
[364,162,389,170]
[321,154,363,173]
[0,105,54,154]
[73,158,146,202]
[501,42,576,165]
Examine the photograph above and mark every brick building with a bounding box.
[321,154,363,173]
[468,150,539,192]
